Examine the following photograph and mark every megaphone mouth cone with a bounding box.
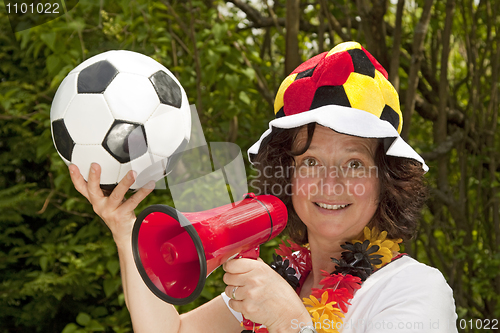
[132,204,207,305]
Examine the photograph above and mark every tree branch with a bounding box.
[429,187,467,227]
[355,0,389,68]
[227,0,267,26]
[161,0,191,36]
[421,130,463,161]
[226,0,316,32]
[319,0,350,42]
[399,92,465,127]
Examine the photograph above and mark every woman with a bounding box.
[69,42,457,332]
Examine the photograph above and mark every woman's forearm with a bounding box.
[117,239,180,333]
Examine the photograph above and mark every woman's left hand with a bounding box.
[223,258,311,332]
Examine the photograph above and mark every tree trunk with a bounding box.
[317,0,324,54]
[388,0,405,92]
[435,0,455,192]
[285,0,301,75]
[401,0,434,140]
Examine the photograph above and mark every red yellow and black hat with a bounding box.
[248,41,428,171]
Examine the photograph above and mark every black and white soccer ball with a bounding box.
[50,50,191,190]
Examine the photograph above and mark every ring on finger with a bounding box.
[231,286,239,300]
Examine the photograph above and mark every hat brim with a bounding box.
[247,105,428,172]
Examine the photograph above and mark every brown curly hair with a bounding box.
[249,123,428,244]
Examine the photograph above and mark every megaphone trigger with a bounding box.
[236,247,260,260]
[132,193,288,305]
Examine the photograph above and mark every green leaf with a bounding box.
[239,91,250,105]
[68,20,85,33]
[36,139,55,160]
[214,45,230,53]
[206,49,220,64]
[225,74,239,87]
[39,256,48,271]
[41,32,57,51]
[225,62,239,72]
[54,173,67,189]
[62,323,79,333]
[17,30,30,49]
[241,68,255,81]
[76,312,91,326]
[87,319,105,331]
[212,23,225,40]
[90,306,108,318]
[106,259,120,276]
[103,278,120,297]
[118,292,126,306]
[46,54,62,76]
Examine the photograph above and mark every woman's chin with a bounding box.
[305,219,368,243]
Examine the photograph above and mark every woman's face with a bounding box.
[291,125,380,243]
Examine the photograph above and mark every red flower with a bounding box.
[320,273,362,295]
[275,240,311,276]
[242,319,254,330]
[242,319,267,332]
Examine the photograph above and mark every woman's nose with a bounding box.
[318,165,345,192]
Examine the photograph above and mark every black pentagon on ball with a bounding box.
[77,60,118,94]
[52,119,75,161]
[100,183,118,192]
[310,85,351,110]
[347,49,375,78]
[149,70,182,108]
[380,105,400,131]
[102,121,148,163]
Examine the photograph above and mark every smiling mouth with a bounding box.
[314,202,351,210]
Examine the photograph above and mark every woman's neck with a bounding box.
[302,236,347,292]
[299,248,338,298]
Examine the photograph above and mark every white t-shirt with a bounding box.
[222,255,458,332]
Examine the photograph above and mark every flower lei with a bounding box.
[240,227,402,333]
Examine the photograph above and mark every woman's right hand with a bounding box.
[69,162,155,246]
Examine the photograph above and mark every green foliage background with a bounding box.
[0,0,498,332]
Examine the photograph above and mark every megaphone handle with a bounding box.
[237,246,260,260]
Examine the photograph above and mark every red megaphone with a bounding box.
[131,193,288,305]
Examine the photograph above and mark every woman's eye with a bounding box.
[302,158,318,167]
[348,160,362,169]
